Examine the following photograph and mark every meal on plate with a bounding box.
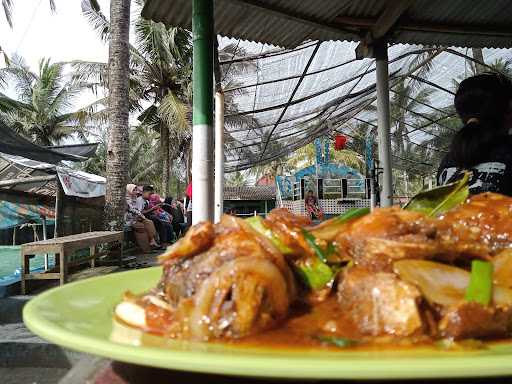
[115,177,512,349]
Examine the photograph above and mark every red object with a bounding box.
[186,183,192,199]
[334,135,347,150]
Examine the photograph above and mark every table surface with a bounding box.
[60,360,512,384]
[21,231,123,247]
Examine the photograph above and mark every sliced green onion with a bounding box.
[465,260,493,306]
[325,242,336,257]
[316,335,358,348]
[246,216,293,254]
[296,259,333,290]
[302,229,328,263]
[332,207,370,224]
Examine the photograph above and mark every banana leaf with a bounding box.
[404,172,470,216]
[309,207,370,241]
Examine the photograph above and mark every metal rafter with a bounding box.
[221,0,359,41]
[371,0,415,40]
[258,41,322,159]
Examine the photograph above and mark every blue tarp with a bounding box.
[0,201,55,230]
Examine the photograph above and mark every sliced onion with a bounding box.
[394,259,512,307]
[393,260,468,306]
[115,301,146,328]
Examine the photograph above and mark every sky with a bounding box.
[0,0,114,108]
[1,0,111,70]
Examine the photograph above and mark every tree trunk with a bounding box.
[161,123,170,195]
[472,48,485,74]
[104,0,131,231]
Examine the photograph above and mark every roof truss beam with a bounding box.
[355,0,414,58]
[371,0,415,41]
[221,0,359,44]
[335,16,512,40]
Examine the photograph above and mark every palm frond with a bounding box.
[71,60,108,88]
[2,0,13,28]
[157,91,190,131]
[81,0,110,42]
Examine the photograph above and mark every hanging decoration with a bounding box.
[334,135,347,151]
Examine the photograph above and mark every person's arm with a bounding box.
[137,197,161,214]
[126,203,145,220]
[144,203,164,214]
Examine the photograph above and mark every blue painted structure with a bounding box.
[277,137,366,199]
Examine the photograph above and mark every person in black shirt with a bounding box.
[162,197,188,237]
[437,73,512,196]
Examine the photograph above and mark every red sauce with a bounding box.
[145,303,174,333]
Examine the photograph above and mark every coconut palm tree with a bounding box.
[104,0,131,231]
[79,0,257,194]
[0,55,92,145]
[82,125,165,184]
[79,0,192,195]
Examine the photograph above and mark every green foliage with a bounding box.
[225,171,247,187]
[0,56,91,145]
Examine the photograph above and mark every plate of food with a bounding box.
[23,179,512,380]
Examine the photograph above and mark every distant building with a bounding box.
[223,185,276,217]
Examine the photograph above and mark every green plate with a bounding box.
[23,267,512,380]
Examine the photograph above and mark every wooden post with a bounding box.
[118,239,123,267]
[21,249,29,295]
[54,179,64,238]
[59,245,67,286]
[42,216,49,271]
[90,245,96,268]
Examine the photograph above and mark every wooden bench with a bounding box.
[20,231,123,294]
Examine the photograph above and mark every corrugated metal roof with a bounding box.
[142,0,512,48]
[224,185,275,200]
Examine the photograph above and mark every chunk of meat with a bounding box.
[336,207,438,271]
[159,221,215,262]
[439,302,512,339]
[337,267,424,337]
[184,257,291,340]
[156,214,296,340]
[436,193,512,259]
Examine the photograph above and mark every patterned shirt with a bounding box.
[437,136,512,196]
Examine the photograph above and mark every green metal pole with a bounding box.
[192,0,214,223]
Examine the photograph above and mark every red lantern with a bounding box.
[334,135,347,150]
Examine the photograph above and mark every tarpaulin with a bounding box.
[0,201,55,230]
[0,120,85,163]
[57,167,106,198]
